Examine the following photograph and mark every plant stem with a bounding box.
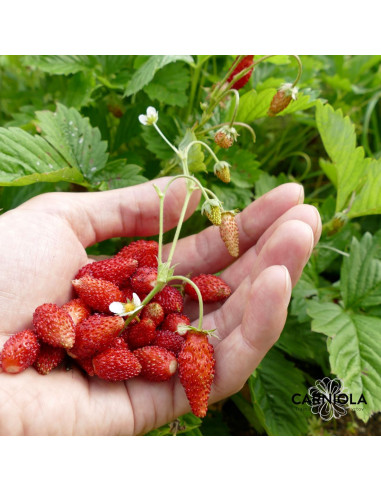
[166,188,193,266]
[170,275,204,330]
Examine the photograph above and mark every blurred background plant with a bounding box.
[1,55,380,435]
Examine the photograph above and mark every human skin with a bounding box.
[0,178,321,435]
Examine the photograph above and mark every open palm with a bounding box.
[0,178,321,435]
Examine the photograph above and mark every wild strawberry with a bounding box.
[184,274,231,303]
[75,357,95,377]
[93,344,141,382]
[33,303,76,349]
[121,285,134,302]
[154,285,184,314]
[152,330,185,356]
[227,55,254,90]
[201,200,222,226]
[33,343,66,375]
[72,276,124,313]
[116,240,158,265]
[177,331,215,417]
[62,298,91,326]
[213,161,231,184]
[138,253,158,268]
[68,314,124,359]
[124,318,156,350]
[141,302,165,326]
[161,313,190,334]
[130,267,157,296]
[75,257,138,287]
[214,126,238,149]
[220,212,240,258]
[0,330,40,374]
[134,346,177,382]
[268,83,298,117]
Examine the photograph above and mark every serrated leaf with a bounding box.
[178,129,205,173]
[144,63,190,107]
[92,159,147,190]
[36,103,108,180]
[308,301,381,422]
[236,89,277,122]
[124,55,194,97]
[23,55,96,75]
[277,91,319,115]
[341,233,381,309]
[319,158,338,187]
[249,348,310,436]
[348,158,381,217]
[0,127,84,186]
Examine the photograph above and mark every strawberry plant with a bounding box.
[0,55,381,436]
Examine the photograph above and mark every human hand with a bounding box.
[0,178,321,435]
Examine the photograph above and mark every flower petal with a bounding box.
[139,114,148,125]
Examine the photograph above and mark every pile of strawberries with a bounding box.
[0,240,232,418]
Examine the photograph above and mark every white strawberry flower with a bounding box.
[138,106,159,126]
[109,293,142,317]
[280,82,299,100]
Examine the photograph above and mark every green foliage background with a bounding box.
[1,55,381,435]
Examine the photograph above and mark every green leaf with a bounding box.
[348,158,381,217]
[145,413,202,436]
[319,158,338,188]
[0,127,84,186]
[124,55,194,97]
[236,89,277,122]
[141,114,177,161]
[60,72,97,110]
[340,233,381,309]
[308,301,381,422]
[178,129,206,173]
[316,102,369,212]
[36,103,108,180]
[144,63,190,107]
[93,159,147,190]
[23,55,96,75]
[249,348,310,436]
[277,91,319,116]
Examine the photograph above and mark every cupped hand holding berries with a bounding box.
[0,178,321,435]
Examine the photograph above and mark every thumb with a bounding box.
[21,177,201,247]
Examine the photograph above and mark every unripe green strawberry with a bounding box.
[213,161,231,184]
[220,212,239,258]
[201,199,222,226]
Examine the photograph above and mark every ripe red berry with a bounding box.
[227,55,254,90]
[130,267,157,296]
[161,313,190,334]
[141,302,165,326]
[72,276,124,313]
[75,256,138,287]
[134,346,177,382]
[116,240,158,265]
[0,330,40,374]
[93,345,141,382]
[152,330,185,356]
[68,314,124,359]
[184,274,231,303]
[75,357,95,377]
[177,331,215,417]
[124,318,156,350]
[154,285,184,314]
[62,298,92,326]
[33,343,66,375]
[33,303,76,349]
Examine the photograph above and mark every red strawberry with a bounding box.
[117,240,158,264]
[93,344,141,382]
[161,313,190,334]
[122,286,135,302]
[220,212,239,258]
[33,343,66,375]
[227,55,254,90]
[154,285,184,314]
[62,298,91,326]
[76,357,95,377]
[134,346,177,382]
[141,302,165,326]
[0,330,40,374]
[130,267,157,295]
[138,253,158,268]
[152,330,185,356]
[72,276,124,313]
[75,256,138,287]
[33,303,76,349]
[124,318,156,350]
[177,331,215,417]
[184,274,231,303]
[68,314,124,359]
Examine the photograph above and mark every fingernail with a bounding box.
[307,226,315,259]
[298,185,305,204]
[282,265,292,303]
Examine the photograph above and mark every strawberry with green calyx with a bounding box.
[201,199,223,226]
[213,161,231,184]
[214,126,239,149]
[220,211,240,258]
[268,83,298,117]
